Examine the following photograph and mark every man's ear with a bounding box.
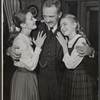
[20,23,26,28]
[58,12,62,18]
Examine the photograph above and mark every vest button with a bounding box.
[48,53,50,55]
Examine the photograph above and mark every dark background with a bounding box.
[3,0,99,100]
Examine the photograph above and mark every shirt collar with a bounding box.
[48,23,58,33]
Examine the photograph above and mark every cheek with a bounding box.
[61,27,63,32]
[53,17,57,22]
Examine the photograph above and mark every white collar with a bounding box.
[48,23,58,33]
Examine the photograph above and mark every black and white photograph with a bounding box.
[2,0,99,100]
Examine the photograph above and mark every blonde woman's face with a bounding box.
[25,12,37,30]
[60,18,75,36]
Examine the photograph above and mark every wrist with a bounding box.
[63,46,68,55]
[89,47,95,58]
[6,47,10,56]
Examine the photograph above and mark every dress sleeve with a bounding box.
[13,39,41,71]
[62,38,86,69]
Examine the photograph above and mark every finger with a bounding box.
[43,34,47,39]
[42,35,46,40]
[57,31,61,35]
[56,36,60,42]
[32,37,36,44]
[56,34,60,38]
[57,32,61,36]
[42,33,46,37]
[11,53,21,59]
[76,49,86,55]
[37,31,40,37]
[13,45,19,49]
[43,35,47,40]
[78,53,86,57]
[33,37,35,42]
[76,49,84,53]
[40,31,43,37]
[76,46,84,50]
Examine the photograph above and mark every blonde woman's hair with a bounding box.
[62,14,85,36]
[61,14,91,45]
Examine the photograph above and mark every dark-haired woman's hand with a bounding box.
[7,46,21,61]
[33,31,46,48]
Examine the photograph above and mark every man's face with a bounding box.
[43,5,61,28]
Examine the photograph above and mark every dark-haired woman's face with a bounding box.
[25,12,37,30]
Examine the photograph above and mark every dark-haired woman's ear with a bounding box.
[20,23,26,28]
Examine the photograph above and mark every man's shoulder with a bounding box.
[37,21,46,29]
[30,21,46,38]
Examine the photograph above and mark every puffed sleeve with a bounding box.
[13,39,41,71]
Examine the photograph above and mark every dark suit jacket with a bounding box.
[30,21,66,85]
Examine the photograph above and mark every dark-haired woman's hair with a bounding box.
[8,9,29,45]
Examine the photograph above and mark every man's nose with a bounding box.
[46,17,50,22]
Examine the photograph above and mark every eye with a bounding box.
[50,16,54,18]
[64,23,67,26]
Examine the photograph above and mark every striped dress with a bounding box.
[61,36,93,100]
[11,68,39,100]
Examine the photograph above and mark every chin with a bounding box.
[33,25,37,29]
[47,23,54,27]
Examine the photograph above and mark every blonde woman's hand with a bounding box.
[33,31,46,48]
[56,32,66,48]
[56,32,68,54]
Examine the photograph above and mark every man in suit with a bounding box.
[7,0,94,100]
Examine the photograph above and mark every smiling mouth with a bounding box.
[63,29,68,33]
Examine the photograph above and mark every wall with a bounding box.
[20,0,42,20]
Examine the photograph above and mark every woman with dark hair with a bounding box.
[9,9,46,100]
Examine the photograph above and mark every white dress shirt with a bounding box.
[48,23,58,33]
[62,34,86,69]
[13,33,41,71]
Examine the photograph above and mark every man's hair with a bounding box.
[43,0,61,13]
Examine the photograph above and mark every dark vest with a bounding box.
[31,21,66,84]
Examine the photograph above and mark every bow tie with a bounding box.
[50,27,53,31]
[49,27,53,33]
